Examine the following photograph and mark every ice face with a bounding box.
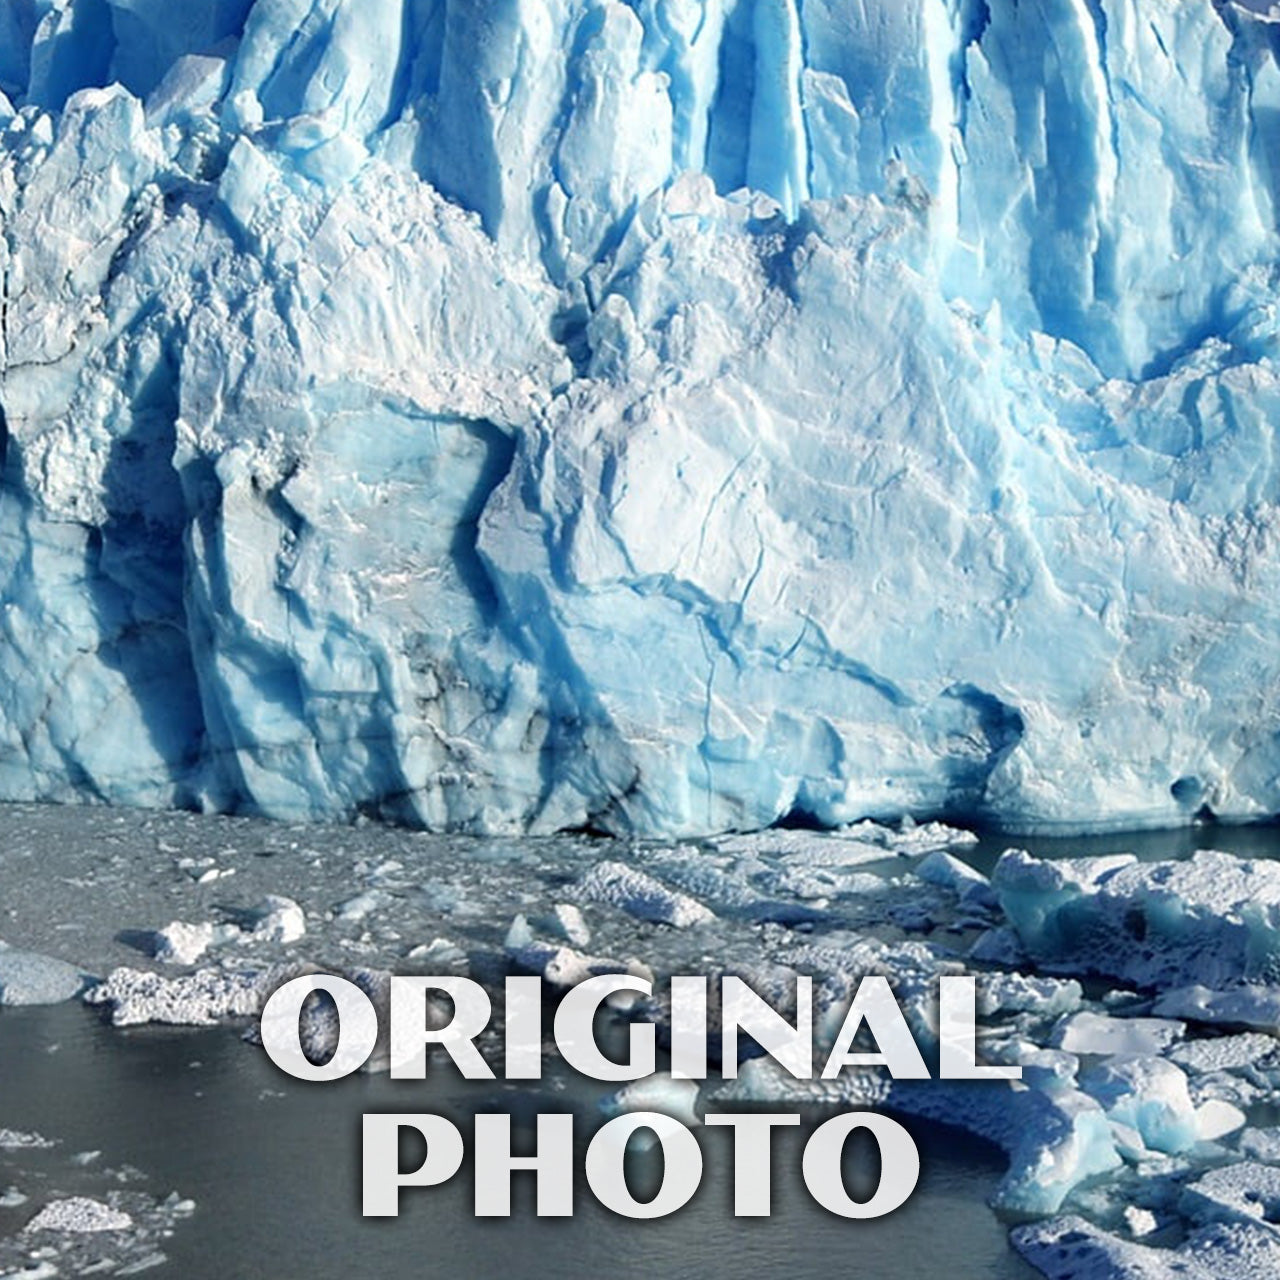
[4,1,1280,836]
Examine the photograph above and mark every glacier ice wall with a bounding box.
[3,0,1280,836]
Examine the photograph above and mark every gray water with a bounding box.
[0,1002,1036,1280]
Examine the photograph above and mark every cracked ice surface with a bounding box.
[3,2,1280,835]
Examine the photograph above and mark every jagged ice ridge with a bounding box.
[3,0,1280,837]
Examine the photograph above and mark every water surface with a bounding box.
[0,1003,1036,1280]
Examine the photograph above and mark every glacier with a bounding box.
[4,0,1280,836]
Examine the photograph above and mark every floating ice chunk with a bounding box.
[576,862,714,928]
[505,915,535,950]
[403,938,468,971]
[1016,1047,1081,1095]
[1240,1129,1280,1165]
[1197,1100,1247,1144]
[334,890,394,923]
[244,896,306,945]
[23,1198,133,1233]
[968,927,1027,967]
[915,852,999,910]
[1180,1162,1280,1236]
[1,1263,63,1280]
[1124,1206,1159,1239]
[0,1189,26,1209]
[86,966,273,1027]
[0,1131,55,1152]
[151,922,218,965]
[1187,1072,1264,1115]
[643,851,767,913]
[759,854,888,902]
[844,821,980,854]
[888,903,935,933]
[1170,1034,1279,1076]
[1082,1057,1202,1155]
[1053,1012,1185,1058]
[978,974,1083,1020]
[708,829,887,866]
[601,1074,701,1128]
[1154,986,1280,1033]
[995,851,1280,989]
[505,933,646,992]
[507,942,593,989]
[1014,1216,1280,1280]
[550,904,590,949]
[149,897,303,963]
[0,951,92,1006]
[928,1084,1123,1216]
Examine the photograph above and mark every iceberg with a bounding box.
[4,1,1280,836]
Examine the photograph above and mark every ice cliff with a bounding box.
[3,0,1280,836]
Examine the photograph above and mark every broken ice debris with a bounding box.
[551,904,591,948]
[1052,1012,1185,1058]
[914,852,999,911]
[1014,1216,1280,1280]
[23,1199,133,1234]
[150,922,221,965]
[0,1132,55,1152]
[86,966,275,1027]
[576,862,714,928]
[601,1074,702,1128]
[147,896,306,964]
[1153,986,1280,1033]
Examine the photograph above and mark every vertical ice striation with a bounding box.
[2,0,1280,836]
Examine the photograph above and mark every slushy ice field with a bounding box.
[2,808,1280,1277]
